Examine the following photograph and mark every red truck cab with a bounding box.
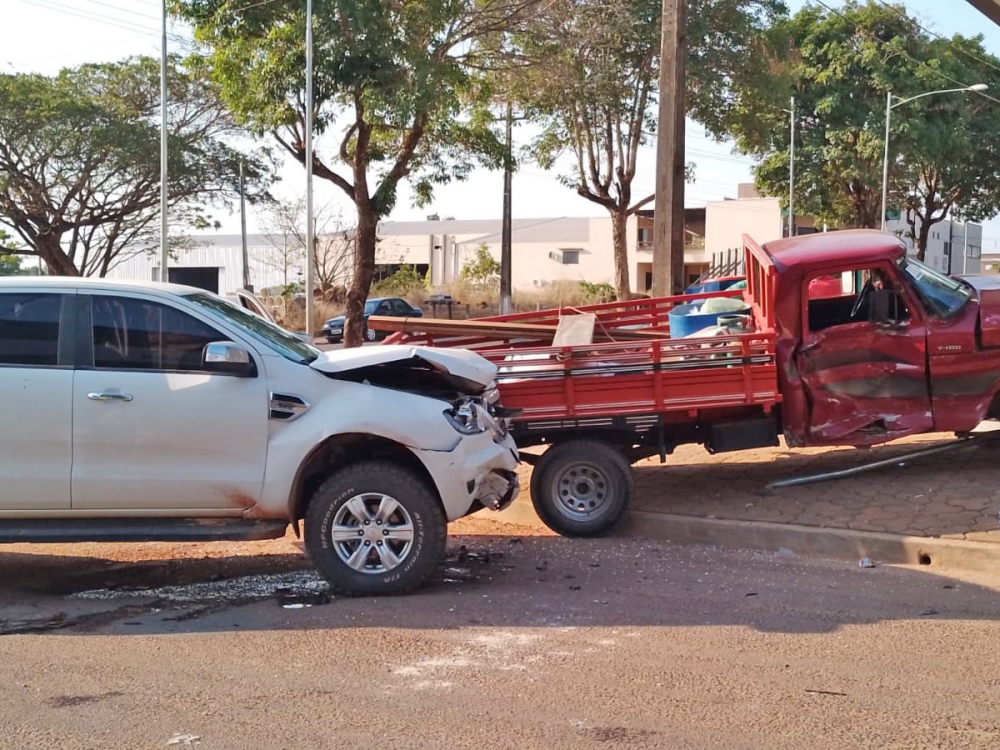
[761,229,997,448]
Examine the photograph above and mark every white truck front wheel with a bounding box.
[305,461,447,596]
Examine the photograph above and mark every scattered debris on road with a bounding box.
[805,689,848,697]
[166,734,201,746]
[70,570,329,604]
[859,558,877,569]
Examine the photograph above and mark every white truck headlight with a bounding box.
[444,399,486,435]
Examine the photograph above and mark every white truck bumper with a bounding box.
[416,431,520,521]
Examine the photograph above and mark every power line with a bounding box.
[15,0,191,46]
[811,0,1000,106]
[15,0,156,36]
[79,0,161,22]
[872,0,1000,77]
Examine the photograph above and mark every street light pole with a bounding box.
[305,0,315,339]
[160,0,169,281]
[880,89,892,232]
[880,84,987,232]
[788,95,795,238]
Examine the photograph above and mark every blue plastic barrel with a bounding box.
[669,301,751,338]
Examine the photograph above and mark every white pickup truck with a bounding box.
[0,277,520,595]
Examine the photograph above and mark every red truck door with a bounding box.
[794,266,932,445]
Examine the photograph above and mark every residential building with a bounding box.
[698,183,982,276]
[883,216,983,275]
[981,253,1000,273]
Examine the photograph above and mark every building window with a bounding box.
[561,250,580,265]
[637,227,652,245]
[968,245,981,259]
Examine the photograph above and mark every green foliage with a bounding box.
[174,0,530,344]
[578,281,616,303]
[512,0,786,297]
[460,245,501,286]
[728,0,1000,252]
[0,254,20,276]
[372,264,429,298]
[276,281,305,299]
[0,56,273,276]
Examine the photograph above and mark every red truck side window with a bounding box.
[807,267,909,333]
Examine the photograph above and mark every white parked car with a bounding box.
[0,277,520,595]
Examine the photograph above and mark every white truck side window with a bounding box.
[0,293,62,367]
[91,296,226,372]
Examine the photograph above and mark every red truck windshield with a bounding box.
[896,256,972,318]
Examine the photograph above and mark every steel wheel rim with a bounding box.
[549,461,613,521]
[331,493,415,575]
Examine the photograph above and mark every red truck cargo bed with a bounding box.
[377,289,781,424]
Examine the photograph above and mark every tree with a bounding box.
[729,1,1000,259]
[0,56,273,277]
[895,36,1000,261]
[0,230,20,276]
[460,244,501,286]
[515,0,786,299]
[175,0,536,346]
[259,197,354,291]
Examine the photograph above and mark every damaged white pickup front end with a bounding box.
[300,343,521,521]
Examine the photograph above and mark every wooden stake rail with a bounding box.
[367,315,676,342]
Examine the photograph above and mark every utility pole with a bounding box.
[159,0,169,282]
[239,160,250,290]
[304,0,315,339]
[499,101,513,315]
[788,95,795,238]
[651,0,686,296]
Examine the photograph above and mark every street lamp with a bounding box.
[782,96,796,238]
[880,84,988,231]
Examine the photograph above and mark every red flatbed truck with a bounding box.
[375,229,1000,536]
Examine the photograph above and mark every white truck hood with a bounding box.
[309,344,498,388]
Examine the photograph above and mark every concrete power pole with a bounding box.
[650,0,686,297]
[239,160,250,290]
[500,101,513,315]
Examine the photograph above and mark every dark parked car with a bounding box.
[322,297,423,343]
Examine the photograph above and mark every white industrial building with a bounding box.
[103,184,983,296]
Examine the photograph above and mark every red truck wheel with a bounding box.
[529,440,632,537]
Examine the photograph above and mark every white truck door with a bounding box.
[0,289,73,510]
[71,292,269,513]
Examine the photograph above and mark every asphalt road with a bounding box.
[3,519,1000,749]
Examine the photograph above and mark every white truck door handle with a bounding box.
[87,391,134,402]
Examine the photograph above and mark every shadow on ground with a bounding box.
[2,531,999,638]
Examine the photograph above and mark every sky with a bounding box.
[5,0,1000,247]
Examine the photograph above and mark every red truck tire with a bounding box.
[529,440,633,537]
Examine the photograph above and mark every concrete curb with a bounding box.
[484,498,1000,574]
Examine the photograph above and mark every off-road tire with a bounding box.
[304,461,447,596]
[529,440,633,537]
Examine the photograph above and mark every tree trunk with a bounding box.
[610,209,631,300]
[343,202,379,348]
[34,232,80,276]
[915,217,933,262]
